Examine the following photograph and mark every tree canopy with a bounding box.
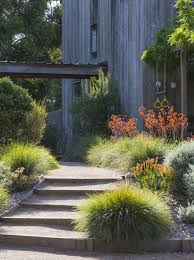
[0,0,62,62]
[0,0,62,110]
[142,0,194,66]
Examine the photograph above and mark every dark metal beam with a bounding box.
[0,62,107,79]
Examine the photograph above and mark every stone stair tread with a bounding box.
[21,195,84,207]
[0,163,121,251]
[0,224,87,239]
[48,163,120,179]
[2,208,79,219]
[38,182,116,191]
[45,174,121,181]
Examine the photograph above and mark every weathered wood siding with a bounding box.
[62,0,91,137]
[62,0,178,136]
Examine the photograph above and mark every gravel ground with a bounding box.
[0,246,194,260]
[0,177,43,216]
[167,193,194,240]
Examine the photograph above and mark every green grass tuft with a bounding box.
[0,186,10,209]
[86,135,171,172]
[1,143,59,176]
[74,185,173,240]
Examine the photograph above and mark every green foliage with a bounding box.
[15,78,62,111]
[0,163,32,192]
[131,158,174,193]
[142,0,194,66]
[74,186,173,240]
[71,70,119,136]
[0,0,62,62]
[165,141,194,194]
[141,28,174,65]
[42,125,59,154]
[64,135,103,162]
[0,186,10,210]
[87,135,170,172]
[20,102,47,144]
[169,0,194,49]
[183,169,194,200]
[1,143,59,177]
[0,77,33,144]
[49,48,62,64]
[0,1,62,107]
[178,201,194,223]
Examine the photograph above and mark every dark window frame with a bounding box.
[90,0,98,58]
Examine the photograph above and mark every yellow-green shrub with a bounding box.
[74,186,173,240]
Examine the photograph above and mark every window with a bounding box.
[91,24,97,56]
[90,0,98,58]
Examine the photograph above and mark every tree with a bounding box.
[168,0,194,115]
[0,0,62,110]
[141,0,194,115]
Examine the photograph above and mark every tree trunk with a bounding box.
[180,49,187,115]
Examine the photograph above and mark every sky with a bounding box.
[51,0,60,8]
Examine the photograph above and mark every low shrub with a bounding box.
[177,202,194,224]
[74,186,173,240]
[1,143,59,177]
[164,141,194,194]
[0,77,33,144]
[108,114,137,138]
[87,135,170,172]
[20,102,47,144]
[71,70,119,136]
[64,135,104,162]
[0,163,34,192]
[131,158,174,192]
[139,106,188,141]
[0,186,10,210]
[183,166,194,200]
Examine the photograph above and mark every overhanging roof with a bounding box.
[0,62,107,79]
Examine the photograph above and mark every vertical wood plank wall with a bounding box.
[62,0,177,137]
[62,0,91,138]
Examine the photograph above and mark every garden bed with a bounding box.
[169,197,194,240]
[0,177,44,216]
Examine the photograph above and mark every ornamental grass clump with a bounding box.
[0,187,10,210]
[87,134,170,172]
[131,158,174,192]
[74,186,173,240]
[1,143,59,177]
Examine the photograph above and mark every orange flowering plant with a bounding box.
[131,158,174,192]
[108,114,138,138]
[139,106,188,141]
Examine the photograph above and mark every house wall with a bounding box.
[62,0,178,138]
[62,0,91,138]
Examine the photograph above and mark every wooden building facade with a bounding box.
[62,0,192,138]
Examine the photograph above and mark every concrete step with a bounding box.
[44,177,121,185]
[0,224,184,253]
[0,224,86,239]
[34,182,116,196]
[0,224,90,251]
[20,195,84,210]
[1,208,79,225]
